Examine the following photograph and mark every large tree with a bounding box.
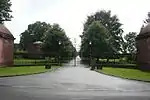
[42,24,75,57]
[80,21,116,58]
[124,32,137,54]
[20,21,50,50]
[0,0,13,24]
[81,10,124,57]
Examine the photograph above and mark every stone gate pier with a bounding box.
[0,24,15,66]
[136,24,150,71]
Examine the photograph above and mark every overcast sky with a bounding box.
[5,0,150,49]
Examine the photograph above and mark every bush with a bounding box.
[126,55,136,63]
[45,64,51,69]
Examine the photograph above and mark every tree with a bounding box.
[121,40,128,54]
[144,12,150,24]
[0,0,13,24]
[124,32,137,54]
[42,24,75,57]
[80,21,115,58]
[20,21,50,50]
[20,22,76,58]
[81,10,124,55]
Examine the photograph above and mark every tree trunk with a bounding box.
[107,58,109,63]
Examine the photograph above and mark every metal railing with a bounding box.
[13,52,74,66]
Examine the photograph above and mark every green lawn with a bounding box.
[98,67,150,82]
[0,66,60,77]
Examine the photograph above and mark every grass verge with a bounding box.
[0,66,60,77]
[97,67,150,82]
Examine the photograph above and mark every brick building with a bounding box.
[0,24,15,66]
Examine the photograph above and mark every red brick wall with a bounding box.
[137,37,150,70]
[0,38,4,64]
[137,39,149,63]
[0,38,14,66]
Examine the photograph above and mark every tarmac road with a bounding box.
[0,58,150,100]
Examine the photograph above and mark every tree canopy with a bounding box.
[0,0,13,24]
[42,23,75,57]
[124,32,137,54]
[20,21,49,50]
[80,21,115,57]
[80,10,124,58]
[20,21,76,57]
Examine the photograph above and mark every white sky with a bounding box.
[5,0,150,49]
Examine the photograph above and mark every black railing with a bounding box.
[13,52,74,66]
[81,53,137,69]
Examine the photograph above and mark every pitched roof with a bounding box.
[0,24,15,40]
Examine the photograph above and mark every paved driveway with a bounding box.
[0,58,150,100]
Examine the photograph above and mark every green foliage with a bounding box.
[0,0,13,24]
[42,23,75,57]
[124,32,137,54]
[80,21,114,57]
[19,21,76,57]
[20,21,49,50]
[80,10,123,58]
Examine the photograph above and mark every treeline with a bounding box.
[18,21,76,57]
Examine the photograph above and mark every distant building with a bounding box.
[0,24,15,66]
[27,41,43,58]
[27,41,43,53]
